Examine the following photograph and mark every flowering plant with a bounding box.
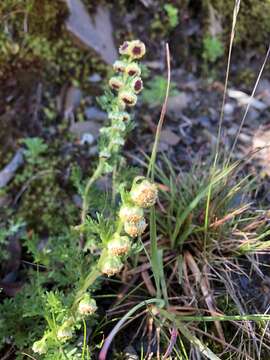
[32,40,158,356]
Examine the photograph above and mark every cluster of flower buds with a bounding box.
[98,178,158,277]
[120,178,158,238]
[110,40,145,109]
[99,40,145,168]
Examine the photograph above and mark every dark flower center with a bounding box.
[123,97,134,105]
[132,46,142,55]
[128,70,136,76]
[134,80,142,91]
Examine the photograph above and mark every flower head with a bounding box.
[119,41,130,55]
[32,338,48,355]
[119,205,144,223]
[119,40,146,59]
[113,60,126,73]
[122,112,131,121]
[107,233,131,255]
[132,77,143,94]
[57,321,73,342]
[124,218,147,237]
[78,294,97,316]
[109,77,124,91]
[130,179,158,208]
[119,91,137,107]
[128,40,146,59]
[100,255,123,276]
[126,63,141,77]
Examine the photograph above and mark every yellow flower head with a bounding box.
[126,63,141,77]
[57,322,73,342]
[130,179,158,208]
[119,40,146,59]
[107,234,131,255]
[124,218,147,237]
[109,77,124,91]
[113,60,126,73]
[119,41,130,55]
[128,40,146,59]
[100,255,123,276]
[78,294,97,316]
[119,205,144,223]
[119,91,137,107]
[132,77,143,94]
[32,339,48,355]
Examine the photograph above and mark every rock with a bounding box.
[256,79,270,106]
[167,93,190,115]
[65,0,117,64]
[69,121,101,140]
[85,107,107,121]
[197,115,211,128]
[80,133,95,145]
[252,126,270,176]
[88,73,102,82]
[0,150,24,188]
[160,129,180,146]
[228,89,268,111]
[224,102,234,116]
[63,86,82,118]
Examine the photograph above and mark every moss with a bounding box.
[210,0,270,50]
[12,142,78,235]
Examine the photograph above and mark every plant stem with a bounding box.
[72,266,102,310]
[81,161,105,224]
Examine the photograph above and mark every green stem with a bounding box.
[72,266,102,310]
[81,161,105,224]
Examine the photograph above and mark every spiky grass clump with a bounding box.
[100,157,270,359]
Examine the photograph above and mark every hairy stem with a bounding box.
[81,161,105,224]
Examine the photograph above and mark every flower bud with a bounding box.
[128,40,146,59]
[111,122,126,132]
[109,77,124,91]
[126,63,141,77]
[113,60,126,73]
[57,321,73,342]
[100,255,123,276]
[122,112,130,121]
[132,77,143,94]
[107,233,131,255]
[78,294,97,316]
[119,205,144,223]
[119,91,137,107]
[32,338,48,354]
[130,179,158,208]
[111,136,125,146]
[124,218,147,237]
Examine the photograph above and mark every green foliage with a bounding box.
[202,35,224,63]
[0,221,24,262]
[164,4,179,28]
[142,75,180,106]
[22,137,49,164]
